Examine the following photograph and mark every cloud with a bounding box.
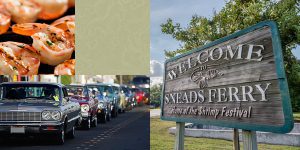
[150,60,164,77]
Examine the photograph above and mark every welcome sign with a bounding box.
[161,21,294,133]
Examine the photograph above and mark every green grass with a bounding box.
[294,112,300,123]
[150,117,300,150]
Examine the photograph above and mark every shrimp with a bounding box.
[51,15,75,34]
[2,0,41,23]
[54,59,75,75]
[0,41,40,75]
[0,3,11,34]
[32,0,68,20]
[12,23,74,66]
[51,15,75,47]
[68,0,75,8]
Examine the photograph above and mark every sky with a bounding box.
[150,0,300,79]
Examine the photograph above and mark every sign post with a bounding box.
[242,130,258,150]
[160,21,294,150]
[233,129,240,150]
[175,122,185,150]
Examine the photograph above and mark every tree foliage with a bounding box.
[150,84,162,106]
[161,0,300,111]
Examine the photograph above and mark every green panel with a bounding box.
[76,0,150,75]
[161,21,294,133]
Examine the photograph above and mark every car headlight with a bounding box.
[51,111,61,121]
[42,110,61,120]
[98,102,104,109]
[81,104,89,112]
[42,111,51,120]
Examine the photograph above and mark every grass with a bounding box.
[150,117,300,150]
[294,112,300,123]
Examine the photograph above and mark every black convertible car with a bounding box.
[0,82,81,145]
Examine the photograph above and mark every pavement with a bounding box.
[0,105,150,150]
[150,109,160,117]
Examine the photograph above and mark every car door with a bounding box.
[62,87,78,123]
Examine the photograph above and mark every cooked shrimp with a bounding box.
[2,0,41,23]
[12,23,74,66]
[54,59,75,75]
[51,15,75,34]
[68,0,75,8]
[0,4,11,34]
[0,41,40,75]
[51,15,75,47]
[33,0,68,20]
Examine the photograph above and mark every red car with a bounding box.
[131,87,145,104]
[66,84,99,130]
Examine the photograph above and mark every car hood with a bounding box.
[0,101,60,112]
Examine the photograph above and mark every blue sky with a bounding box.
[150,0,300,77]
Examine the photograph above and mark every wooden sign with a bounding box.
[161,21,294,133]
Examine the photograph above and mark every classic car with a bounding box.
[111,84,126,113]
[131,76,150,104]
[120,85,134,110]
[85,84,111,123]
[0,82,81,145]
[131,87,145,104]
[86,83,119,118]
[66,84,99,129]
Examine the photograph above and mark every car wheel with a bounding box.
[56,128,65,145]
[67,125,75,139]
[92,116,97,127]
[83,119,91,130]
[111,109,116,118]
[101,113,107,123]
[107,113,111,121]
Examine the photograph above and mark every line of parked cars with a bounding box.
[0,81,149,145]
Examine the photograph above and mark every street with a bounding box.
[0,105,150,150]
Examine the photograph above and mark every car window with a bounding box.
[66,86,87,97]
[0,84,60,102]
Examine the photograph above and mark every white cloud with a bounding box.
[150,60,163,77]
[150,77,163,87]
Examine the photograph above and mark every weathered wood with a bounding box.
[175,122,185,150]
[242,130,258,150]
[233,128,240,150]
[161,21,294,133]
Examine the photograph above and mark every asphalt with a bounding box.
[0,105,150,150]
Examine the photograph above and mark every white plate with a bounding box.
[10,126,25,134]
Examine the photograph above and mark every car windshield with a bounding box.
[86,85,116,101]
[66,86,88,97]
[0,84,60,102]
[132,77,150,84]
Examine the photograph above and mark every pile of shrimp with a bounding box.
[0,0,75,75]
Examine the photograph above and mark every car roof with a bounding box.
[66,84,84,87]
[86,83,113,86]
[0,82,64,87]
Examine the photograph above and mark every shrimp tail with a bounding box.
[12,23,48,36]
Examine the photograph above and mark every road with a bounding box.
[0,105,150,150]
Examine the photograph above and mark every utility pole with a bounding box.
[120,75,123,85]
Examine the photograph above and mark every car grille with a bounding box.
[0,112,41,121]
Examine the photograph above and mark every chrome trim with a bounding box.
[0,122,63,126]
[0,112,41,122]
[67,116,80,123]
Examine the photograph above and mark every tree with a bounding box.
[150,84,162,106]
[161,0,300,111]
